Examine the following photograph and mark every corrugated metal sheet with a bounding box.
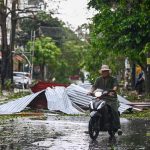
[66,84,132,114]
[0,87,81,115]
[118,103,132,114]
[117,95,132,105]
[67,84,92,107]
[0,90,43,114]
[45,87,81,114]
[0,83,132,115]
[77,81,92,90]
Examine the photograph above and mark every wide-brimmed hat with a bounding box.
[99,65,111,73]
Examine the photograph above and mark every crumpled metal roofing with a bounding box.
[0,90,43,114]
[0,87,81,115]
[45,87,81,114]
[66,84,132,114]
[66,84,92,107]
[77,81,92,90]
[0,83,132,115]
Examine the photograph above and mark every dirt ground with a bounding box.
[0,114,150,150]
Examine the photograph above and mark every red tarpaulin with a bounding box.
[30,81,69,93]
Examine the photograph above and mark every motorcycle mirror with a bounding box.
[94,91,102,97]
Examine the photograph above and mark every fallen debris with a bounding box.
[66,84,132,114]
[129,102,150,110]
[0,87,81,115]
[0,83,134,115]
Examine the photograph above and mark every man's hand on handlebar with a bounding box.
[107,90,117,97]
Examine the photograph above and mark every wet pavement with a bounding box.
[0,114,150,150]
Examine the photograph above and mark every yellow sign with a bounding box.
[147,58,150,65]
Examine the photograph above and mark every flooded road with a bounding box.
[0,115,150,150]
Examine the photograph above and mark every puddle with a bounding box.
[0,115,150,149]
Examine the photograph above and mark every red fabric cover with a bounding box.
[31,81,69,93]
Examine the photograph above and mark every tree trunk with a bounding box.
[40,62,45,80]
[9,0,17,89]
[0,0,17,91]
[0,1,10,90]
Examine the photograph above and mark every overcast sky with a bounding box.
[46,0,95,30]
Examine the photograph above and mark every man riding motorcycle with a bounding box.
[88,64,122,135]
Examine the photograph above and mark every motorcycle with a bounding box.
[88,89,119,140]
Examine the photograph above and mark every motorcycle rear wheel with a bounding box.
[88,118,99,140]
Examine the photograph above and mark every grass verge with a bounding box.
[121,109,150,119]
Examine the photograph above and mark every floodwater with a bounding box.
[0,115,150,150]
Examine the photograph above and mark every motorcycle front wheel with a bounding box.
[108,130,116,138]
[88,118,99,140]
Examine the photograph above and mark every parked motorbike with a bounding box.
[88,89,119,140]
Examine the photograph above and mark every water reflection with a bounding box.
[88,119,150,150]
[0,118,53,150]
[0,117,150,150]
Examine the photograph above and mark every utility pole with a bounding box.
[30,30,35,80]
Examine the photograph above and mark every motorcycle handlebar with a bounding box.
[87,90,117,98]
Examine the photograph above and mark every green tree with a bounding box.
[18,11,65,47]
[0,0,65,91]
[87,0,150,92]
[27,36,61,80]
[0,0,45,90]
[21,11,87,83]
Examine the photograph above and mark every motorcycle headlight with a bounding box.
[94,91,102,97]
